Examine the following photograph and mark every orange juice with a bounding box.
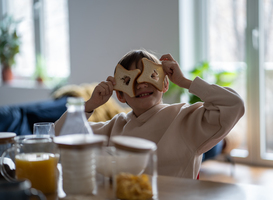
[15,153,59,194]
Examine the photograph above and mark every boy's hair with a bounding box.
[117,50,161,71]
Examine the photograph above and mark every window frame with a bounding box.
[0,0,70,87]
[180,0,273,167]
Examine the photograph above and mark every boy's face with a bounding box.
[117,59,168,117]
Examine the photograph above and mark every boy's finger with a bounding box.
[106,76,116,85]
[160,54,174,61]
[106,81,114,93]
[100,82,110,95]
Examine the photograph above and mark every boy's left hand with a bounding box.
[160,54,192,89]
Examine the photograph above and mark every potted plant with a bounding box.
[33,54,47,84]
[0,15,21,83]
[164,61,237,104]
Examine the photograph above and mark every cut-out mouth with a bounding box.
[136,92,153,98]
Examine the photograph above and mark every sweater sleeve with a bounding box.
[185,76,245,154]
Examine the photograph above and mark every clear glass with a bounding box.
[263,0,273,156]
[33,122,55,137]
[208,0,248,154]
[59,97,94,136]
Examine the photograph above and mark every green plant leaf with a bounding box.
[189,94,202,104]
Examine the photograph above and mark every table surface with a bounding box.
[157,176,272,200]
[46,174,273,200]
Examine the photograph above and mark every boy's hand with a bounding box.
[85,76,116,113]
[160,54,192,89]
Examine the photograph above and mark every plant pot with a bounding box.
[2,67,13,83]
[36,76,43,84]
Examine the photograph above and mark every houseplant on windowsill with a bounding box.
[0,15,21,83]
[33,54,47,84]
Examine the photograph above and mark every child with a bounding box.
[55,50,245,179]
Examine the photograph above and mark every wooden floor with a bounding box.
[199,160,273,187]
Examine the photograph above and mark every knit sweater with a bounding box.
[88,77,244,178]
[55,77,244,178]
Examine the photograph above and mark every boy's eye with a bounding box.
[151,70,159,81]
[121,76,131,85]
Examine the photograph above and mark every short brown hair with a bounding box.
[117,50,160,71]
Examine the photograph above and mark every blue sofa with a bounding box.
[0,97,68,135]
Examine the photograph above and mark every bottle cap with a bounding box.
[54,134,107,150]
[111,136,157,153]
[67,97,84,106]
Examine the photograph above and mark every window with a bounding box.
[208,0,248,157]
[204,0,273,166]
[179,0,273,166]
[43,0,70,80]
[262,0,273,159]
[1,0,70,87]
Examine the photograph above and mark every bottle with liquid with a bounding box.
[59,97,94,136]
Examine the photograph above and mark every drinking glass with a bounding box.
[33,122,55,137]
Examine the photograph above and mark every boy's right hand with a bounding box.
[85,76,116,113]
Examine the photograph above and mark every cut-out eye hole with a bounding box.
[151,69,159,81]
[121,76,131,85]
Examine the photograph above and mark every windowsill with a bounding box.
[0,79,55,107]
[0,79,51,89]
[0,77,66,90]
[230,149,249,158]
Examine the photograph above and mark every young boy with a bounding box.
[55,50,245,179]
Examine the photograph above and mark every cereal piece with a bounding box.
[116,173,153,200]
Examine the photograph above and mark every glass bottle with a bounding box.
[59,97,94,136]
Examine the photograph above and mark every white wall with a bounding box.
[0,0,180,106]
[68,0,180,84]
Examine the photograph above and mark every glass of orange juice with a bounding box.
[0,135,59,195]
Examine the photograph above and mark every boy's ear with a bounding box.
[116,91,127,103]
[162,77,169,93]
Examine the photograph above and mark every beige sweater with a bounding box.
[55,77,245,179]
